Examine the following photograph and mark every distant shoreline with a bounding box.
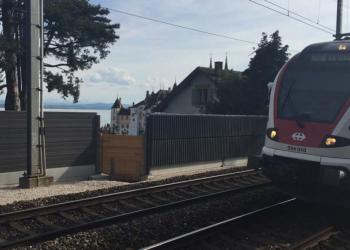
[0,103,119,110]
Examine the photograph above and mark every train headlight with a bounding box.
[270,130,277,139]
[267,128,278,141]
[339,170,347,179]
[321,135,350,147]
[324,137,337,146]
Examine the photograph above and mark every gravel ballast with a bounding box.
[15,186,288,250]
[0,166,247,213]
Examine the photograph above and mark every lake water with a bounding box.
[0,108,111,126]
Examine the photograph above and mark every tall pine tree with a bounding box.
[0,0,119,110]
[244,31,289,114]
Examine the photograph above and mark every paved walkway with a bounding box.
[148,157,247,180]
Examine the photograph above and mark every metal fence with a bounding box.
[145,113,267,171]
[0,111,100,173]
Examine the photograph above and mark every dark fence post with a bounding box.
[144,114,153,174]
[95,115,101,174]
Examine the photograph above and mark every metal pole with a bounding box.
[39,0,47,176]
[25,0,45,178]
[336,0,343,40]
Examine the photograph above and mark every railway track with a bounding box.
[0,169,270,249]
[141,198,349,250]
[141,198,297,250]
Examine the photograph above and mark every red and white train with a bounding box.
[262,40,350,201]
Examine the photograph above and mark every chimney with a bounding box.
[146,90,150,99]
[214,61,223,72]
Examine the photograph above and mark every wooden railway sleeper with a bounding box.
[118,200,144,211]
[8,221,31,235]
[58,211,82,223]
[221,179,241,187]
[175,188,200,197]
[200,183,222,191]
[189,185,212,194]
[235,178,256,186]
[164,191,188,200]
[35,216,64,231]
[80,207,105,218]
[210,181,232,189]
[134,197,162,207]
[149,193,174,203]
[100,203,121,213]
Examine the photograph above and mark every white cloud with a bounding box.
[84,67,136,86]
[143,76,172,91]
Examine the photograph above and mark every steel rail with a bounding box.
[0,169,271,249]
[141,198,297,250]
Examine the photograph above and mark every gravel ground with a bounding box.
[15,185,288,250]
[0,180,128,206]
[0,166,247,213]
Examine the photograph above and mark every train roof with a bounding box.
[302,40,350,54]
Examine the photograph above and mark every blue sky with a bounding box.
[0,0,344,105]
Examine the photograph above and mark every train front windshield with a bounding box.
[277,55,350,123]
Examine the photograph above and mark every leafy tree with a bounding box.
[0,0,119,110]
[244,31,289,114]
[0,0,23,110]
[207,72,248,114]
[208,31,289,115]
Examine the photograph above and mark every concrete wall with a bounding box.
[0,165,96,187]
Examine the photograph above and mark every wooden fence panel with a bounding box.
[100,134,145,182]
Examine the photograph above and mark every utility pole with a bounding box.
[336,0,343,40]
[20,0,53,188]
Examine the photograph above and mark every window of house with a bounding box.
[192,88,210,105]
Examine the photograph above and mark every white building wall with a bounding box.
[129,105,146,136]
[164,74,214,114]
[111,108,118,127]
[129,107,139,136]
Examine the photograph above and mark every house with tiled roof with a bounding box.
[129,89,171,135]
[127,57,239,135]
[154,57,240,114]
